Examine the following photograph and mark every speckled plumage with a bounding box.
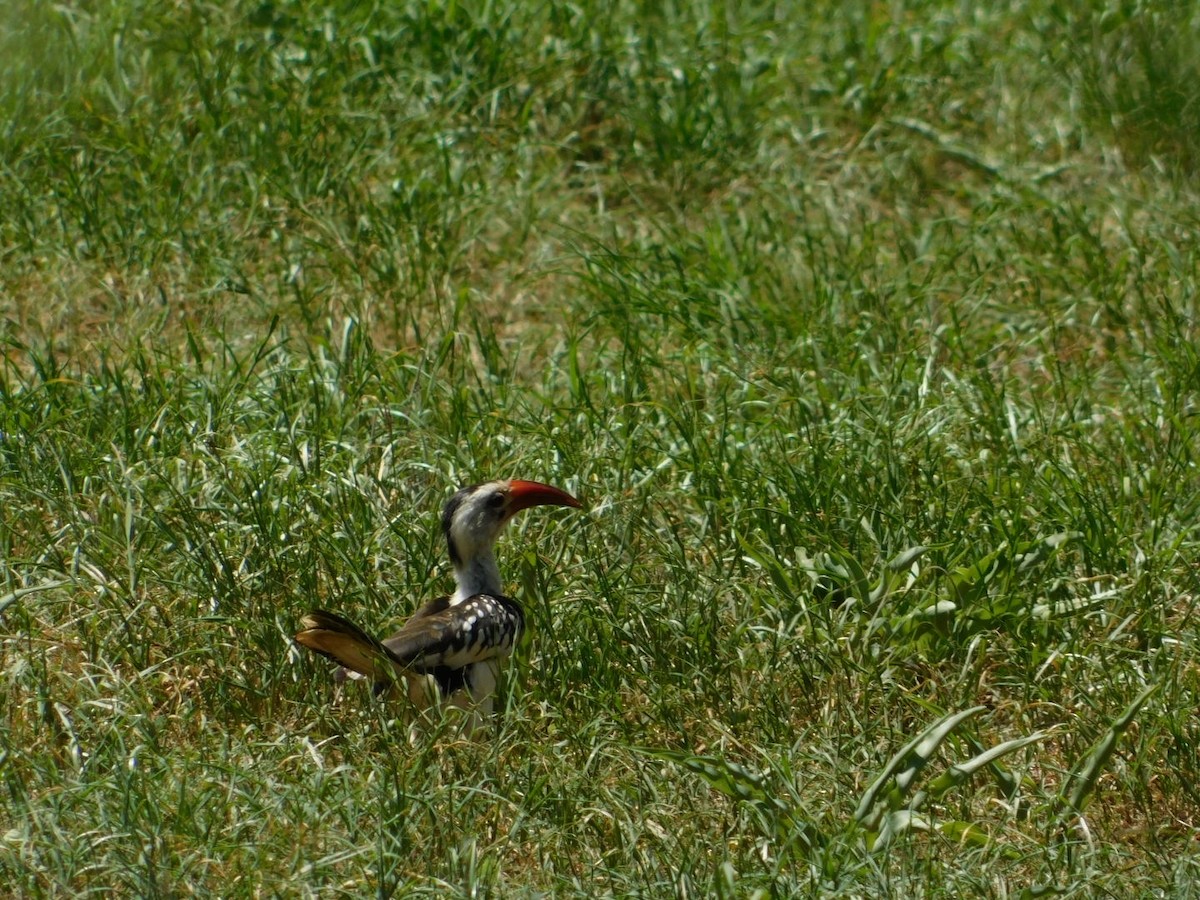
[383,592,524,682]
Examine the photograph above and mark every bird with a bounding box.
[295,478,580,733]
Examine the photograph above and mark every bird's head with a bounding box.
[442,479,580,597]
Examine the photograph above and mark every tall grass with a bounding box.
[1045,0,1200,174]
[2,0,1199,895]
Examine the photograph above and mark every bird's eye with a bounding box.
[487,492,506,510]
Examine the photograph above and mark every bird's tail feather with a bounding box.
[295,610,401,682]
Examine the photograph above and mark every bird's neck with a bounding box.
[452,551,502,602]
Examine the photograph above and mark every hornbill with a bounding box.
[295,479,580,731]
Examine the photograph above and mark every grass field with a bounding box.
[2,0,1200,895]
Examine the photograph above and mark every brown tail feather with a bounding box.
[295,609,400,682]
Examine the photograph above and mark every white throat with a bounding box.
[452,551,503,602]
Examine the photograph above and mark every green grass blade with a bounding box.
[925,731,1049,800]
[854,706,984,828]
[636,748,824,855]
[0,578,69,616]
[1060,682,1161,816]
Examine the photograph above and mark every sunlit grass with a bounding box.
[2,0,1199,895]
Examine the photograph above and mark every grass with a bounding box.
[2,0,1199,895]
